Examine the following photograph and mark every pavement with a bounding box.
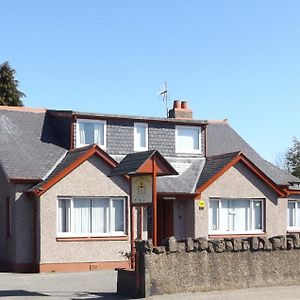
[147,285,300,300]
[0,270,299,299]
[0,270,121,299]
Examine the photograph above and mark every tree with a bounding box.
[285,137,300,178]
[0,61,25,106]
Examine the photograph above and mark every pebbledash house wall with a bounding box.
[0,163,35,271]
[38,156,130,272]
[14,184,35,267]
[0,166,16,269]
[195,162,287,238]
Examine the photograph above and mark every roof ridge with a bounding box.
[0,105,46,113]
[41,150,68,180]
[207,119,229,124]
[69,144,96,153]
[206,151,241,160]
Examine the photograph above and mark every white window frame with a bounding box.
[209,198,264,235]
[134,122,148,152]
[57,197,126,237]
[287,200,300,231]
[76,119,107,148]
[175,125,201,154]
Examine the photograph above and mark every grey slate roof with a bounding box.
[29,145,94,192]
[206,123,300,185]
[109,150,156,176]
[196,152,240,190]
[1,107,297,192]
[109,150,178,177]
[0,109,67,179]
[111,155,206,193]
[157,157,205,193]
[73,110,208,126]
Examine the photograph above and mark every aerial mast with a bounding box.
[158,81,169,117]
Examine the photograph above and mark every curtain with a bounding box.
[91,198,108,233]
[253,201,262,229]
[58,199,70,233]
[94,123,100,145]
[74,198,90,234]
[112,199,124,232]
[209,200,219,230]
[136,125,146,148]
[220,199,229,231]
[79,123,86,145]
[288,202,295,227]
[94,123,104,146]
[297,203,300,227]
[177,128,199,151]
[232,199,249,231]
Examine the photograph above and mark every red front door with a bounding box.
[157,199,174,245]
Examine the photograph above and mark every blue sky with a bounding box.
[1,0,299,162]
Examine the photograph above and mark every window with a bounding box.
[287,201,300,230]
[134,123,148,151]
[209,198,264,234]
[175,126,201,154]
[76,119,106,148]
[58,197,126,237]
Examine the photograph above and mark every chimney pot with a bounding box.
[174,100,181,109]
[181,101,189,109]
[168,99,193,119]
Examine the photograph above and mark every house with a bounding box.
[0,101,299,273]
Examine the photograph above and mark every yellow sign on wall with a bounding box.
[198,200,205,209]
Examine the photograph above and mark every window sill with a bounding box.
[287,230,300,234]
[209,232,265,239]
[175,151,202,155]
[134,148,149,152]
[56,236,128,242]
[76,144,107,149]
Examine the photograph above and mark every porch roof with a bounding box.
[108,150,178,177]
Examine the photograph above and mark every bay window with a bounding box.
[58,197,126,237]
[287,201,300,230]
[209,198,264,234]
[175,126,201,154]
[76,119,106,148]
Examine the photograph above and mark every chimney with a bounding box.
[168,100,193,119]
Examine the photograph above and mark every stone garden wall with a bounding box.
[118,234,300,298]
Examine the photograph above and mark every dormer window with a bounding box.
[175,126,201,154]
[76,119,106,148]
[134,123,148,151]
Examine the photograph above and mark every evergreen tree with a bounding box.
[286,137,300,178]
[0,61,25,106]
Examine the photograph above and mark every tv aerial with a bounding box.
[158,81,169,117]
